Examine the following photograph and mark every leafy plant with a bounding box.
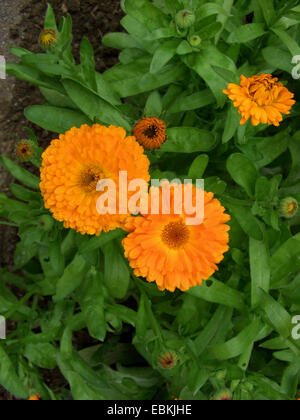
[0,1,300,400]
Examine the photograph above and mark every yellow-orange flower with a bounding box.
[223,74,295,126]
[133,117,167,150]
[123,182,230,292]
[40,124,150,236]
[39,29,58,47]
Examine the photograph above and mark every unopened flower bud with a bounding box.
[189,35,201,47]
[175,10,196,29]
[279,197,298,219]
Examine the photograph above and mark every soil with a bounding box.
[0,0,124,400]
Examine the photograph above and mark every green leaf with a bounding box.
[39,87,77,109]
[55,254,89,301]
[227,23,266,43]
[257,288,292,339]
[80,271,107,341]
[24,343,57,369]
[188,155,209,179]
[262,47,293,73]
[78,229,124,254]
[62,79,131,130]
[162,127,216,153]
[270,233,300,288]
[80,38,97,91]
[258,0,276,26]
[222,103,240,143]
[271,28,300,56]
[44,3,58,31]
[24,105,92,134]
[103,241,130,299]
[227,153,258,197]
[212,318,264,360]
[145,91,163,117]
[102,32,141,49]
[188,278,246,311]
[0,155,40,190]
[150,40,180,74]
[168,90,215,114]
[0,344,28,399]
[224,200,264,241]
[250,238,270,308]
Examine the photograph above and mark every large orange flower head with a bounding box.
[40,124,150,236]
[223,74,295,127]
[122,182,230,292]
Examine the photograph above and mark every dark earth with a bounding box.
[0,0,124,400]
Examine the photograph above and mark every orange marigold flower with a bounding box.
[39,29,58,47]
[16,140,35,161]
[133,117,167,150]
[28,394,40,400]
[122,182,230,292]
[223,74,295,127]
[40,124,150,236]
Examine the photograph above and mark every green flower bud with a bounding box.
[175,9,196,29]
[38,215,54,231]
[279,197,299,219]
[189,35,202,47]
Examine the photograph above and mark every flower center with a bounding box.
[161,220,190,249]
[80,167,104,193]
[143,124,158,139]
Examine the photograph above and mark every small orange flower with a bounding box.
[28,394,40,400]
[133,117,167,150]
[123,182,230,292]
[40,124,150,236]
[223,74,295,126]
[16,140,34,161]
[39,29,58,47]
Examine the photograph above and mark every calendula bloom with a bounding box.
[133,117,167,150]
[158,350,179,369]
[39,29,58,47]
[223,74,295,126]
[28,394,40,401]
[15,140,35,161]
[123,182,230,292]
[280,197,298,219]
[40,124,150,236]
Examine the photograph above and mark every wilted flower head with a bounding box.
[280,197,298,219]
[15,140,35,161]
[133,117,167,150]
[39,29,58,47]
[158,350,179,369]
[223,74,295,126]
